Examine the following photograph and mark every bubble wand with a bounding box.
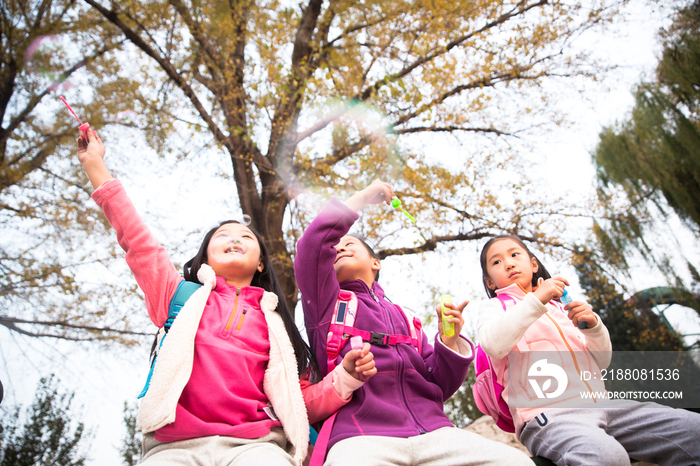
[58,96,90,138]
[390,196,427,242]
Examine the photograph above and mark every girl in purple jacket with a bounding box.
[294,180,532,465]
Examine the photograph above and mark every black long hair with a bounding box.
[184,220,318,378]
[479,234,552,298]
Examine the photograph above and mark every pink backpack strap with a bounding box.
[496,293,516,310]
[309,411,338,466]
[327,291,423,373]
[326,290,358,372]
[394,304,423,354]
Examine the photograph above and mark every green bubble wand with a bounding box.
[390,196,427,242]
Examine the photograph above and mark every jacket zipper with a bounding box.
[373,285,426,434]
[236,308,248,331]
[224,288,242,331]
[544,313,597,401]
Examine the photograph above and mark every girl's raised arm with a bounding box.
[77,130,113,190]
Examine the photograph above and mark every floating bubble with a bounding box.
[25,35,72,91]
[241,214,252,226]
[116,110,146,129]
[347,157,361,175]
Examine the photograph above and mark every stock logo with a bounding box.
[528,359,568,399]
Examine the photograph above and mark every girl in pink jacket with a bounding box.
[478,234,700,466]
[77,130,376,466]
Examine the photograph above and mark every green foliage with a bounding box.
[0,376,90,466]
[573,250,685,351]
[592,0,700,269]
[119,401,140,466]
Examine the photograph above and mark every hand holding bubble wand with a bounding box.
[560,287,588,329]
[390,196,428,242]
[58,96,90,139]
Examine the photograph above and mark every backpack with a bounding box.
[138,280,202,398]
[471,294,520,433]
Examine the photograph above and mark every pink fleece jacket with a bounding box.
[93,179,354,442]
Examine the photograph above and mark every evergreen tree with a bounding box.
[592,0,700,270]
[119,401,140,466]
[573,250,684,351]
[444,368,482,427]
[0,376,90,466]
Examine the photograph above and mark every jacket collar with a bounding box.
[339,279,386,300]
[494,282,529,300]
[214,276,265,300]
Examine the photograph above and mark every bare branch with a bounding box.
[396,125,511,137]
[377,231,493,259]
[0,316,151,338]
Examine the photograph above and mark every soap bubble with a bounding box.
[24,35,72,91]
[290,98,406,200]
[241,214,252,226]
[347,157,361,175]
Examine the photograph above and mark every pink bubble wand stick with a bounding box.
[58,96,90,138]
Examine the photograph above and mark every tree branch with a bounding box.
[377,231,492,259]
[2,40,118,140]
[83,0,231,152]
[359,0,548,100]
[0,316,151,337]
[396,125,511,137]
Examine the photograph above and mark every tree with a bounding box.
[119,401,140,466]
[592,0,700,272]
[444,367,481,428]
[77,0,619,313]
[1,0,154,344]
[573,249,685,351]
[0,375,90,466]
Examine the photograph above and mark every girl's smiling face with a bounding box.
[206,223,263,285]
[483,238,539,293]
[333,235,381,286]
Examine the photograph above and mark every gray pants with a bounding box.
[325,426,533,466]
[520,401,700,466]
[139,427,295,465]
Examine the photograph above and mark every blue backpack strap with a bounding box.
[138,280,202,398]
[165,280,202,332]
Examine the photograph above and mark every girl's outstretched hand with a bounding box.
[77,129,105,164]
[76,129,112,190]
[534,276,569,305]
[341,342,377,382]
[436,299,468,351]
[343,179,394,212]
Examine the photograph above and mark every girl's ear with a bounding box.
[257,259,264,273]
[484,276,497,290]
[371,258,381,273]
[530,257,539,273]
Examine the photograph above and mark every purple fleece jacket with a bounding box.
[294,197,474,450]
